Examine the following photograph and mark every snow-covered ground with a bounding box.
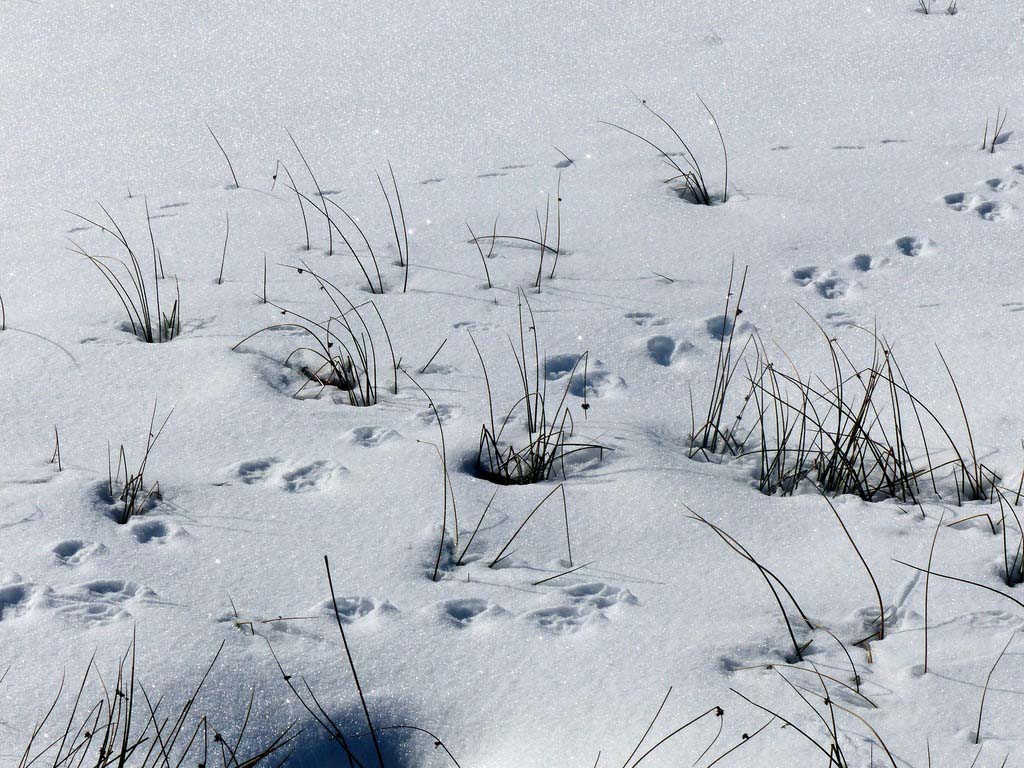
[2,2,1024,766]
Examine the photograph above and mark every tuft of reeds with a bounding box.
[280,135,410,294]
[320,193,387,294]
[276,161,310,250]
[454,489,497,567]
[917,0,958,14]
[489,483,571,568]
[286,128,333,256]
[376,161,410,292]
[997,490,1024,587]
[466,217,498,289]
[602,94,728,205]
[286,184,391,295]
[471,291,606,485]
[467,177,564,291]
[696,301,996,505]
[688,264,750,458]
[18,634,296,768]
[768,322,933,501]
[234,263,398,406]
[744,337,814,495]
[107,404,172,525]
[68,201,181,343]
[981,108,1010,153]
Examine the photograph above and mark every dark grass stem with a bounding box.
[822,496,885,641]
[403,371,458,580]
[324,556,386,768]
[285,128,333,256]
[975,634,1014,744]
[489,484,563,568]
[206,124,240,189]
[217,211,229,285]
[279,162,310,250]
[924,511,945,673]
[50,426,62,471]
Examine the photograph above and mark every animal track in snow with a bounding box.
[0,581,43,620]
[791,266,817,286]
[545,354,625,398]
[814,274,847,299]
[279,461,341,492]
[974,200,1015,221]
[893,236,935,258]
[523,581,638,634]
[948,609,1022,632]
[561,581,639,609]
[417,402,459,426]
[234,458,275,484]
[646,336,675,366]
[346,426,401,447]
[704,313,751,341]
[791,267,848,300]
[982,177,1018,192]
[129,518,183,544]
[453,319,492,331]
[52,539,106,565]
[437,598,510,628]
[313,595,398,624]
[825,310,858,329]
[54,579,157,623]
[787,252,888,303]
[850,253,876,272]
[522,604,592,633]
[225,458,345,493]
[942,191,980,211]
[625,311,667,327]
[646,335,694,366]
[943,192,1015,221]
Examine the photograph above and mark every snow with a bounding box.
[1,1,1023,766]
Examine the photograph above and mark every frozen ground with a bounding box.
[2,2,1024,766]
